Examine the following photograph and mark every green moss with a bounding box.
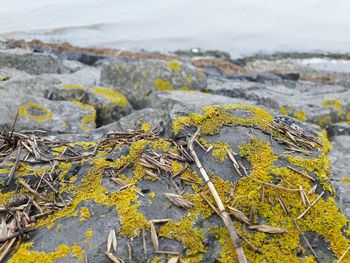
[172,104,274,135]
[92,86,129,107]
[167,61,181,72]
[322,99,343,116]
[154,79,174,91]
[73,100,96,131]
[294,111,307,122]
[18,102,53,122]
[63,84,87,91]
[8,242,84,263]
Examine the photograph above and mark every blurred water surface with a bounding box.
[0,0,349,57]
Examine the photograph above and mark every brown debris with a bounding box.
[249,224,287,234]
[164,193,194,209]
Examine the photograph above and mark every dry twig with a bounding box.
[188,128,247,263]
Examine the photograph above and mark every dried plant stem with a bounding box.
[6,144,22,186]
[0,237,16,262]
[188,128,247,263]
[298,191,324,220]
[337,244,350,263]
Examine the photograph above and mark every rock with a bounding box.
[0,96,96,133]
[329,135,350,219]
[1,104,349,263]
[149,90,256,112]
[227,72,282,82]
[48,84,133,127]
[328,121,350,137]
[0,49,71,75]
[206,76,350,127]
[275,72,300,81]
[100,59,207,107]
[245,57,350,88]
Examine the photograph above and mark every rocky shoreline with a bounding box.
[1,40,350,262]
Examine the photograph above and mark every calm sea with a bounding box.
[0,0,350,57]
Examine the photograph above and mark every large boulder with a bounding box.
[100,60,207,107]
[1,104,349,263]
[206,77,350,127]
[0,49,71,75]
[48,84,133,127]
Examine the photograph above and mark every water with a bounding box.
[1,0,350,58]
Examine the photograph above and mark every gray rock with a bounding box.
[206,76,350,127]
[100,59,207,107]
[328,121,350,137]
[0,49,70,75]
[48,84,133,127]
[149,90,255,112]
[329,135,350,219]
[2,104,347,263]
[94,108,166,137]
[0,94,96,133]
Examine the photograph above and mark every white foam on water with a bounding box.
[0,0,350,57]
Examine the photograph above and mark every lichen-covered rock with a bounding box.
[1,104,349,263]
[48,84,133,126]
[0,94,96,133]
[207,76,350,127]
[329,135,350,219]
[100,59,207,107]
[0,49,71,75]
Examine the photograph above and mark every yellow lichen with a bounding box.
[167,61,181,72]
[79,207,91,222]
[73,100,96,131]
[154,79,174,91]
[294,111,307,122]
[8,242,82,263]
[211,142,231,162]
[71,243,85,261]
[92,86,129,107]
[193,136,350,262]
[85,229,93,240]
[63,84,87,91]
[322,99,343,116]
[0,76,9,81]
[141,122,151,132]
[0,190,14,206]
[172,104,274,135]
[318,115,332,127]
[18,102,53,122]
[346,113,350,121]
[341,177,350,184]
[158,217,205,256]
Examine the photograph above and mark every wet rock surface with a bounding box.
[0,43,350,262]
